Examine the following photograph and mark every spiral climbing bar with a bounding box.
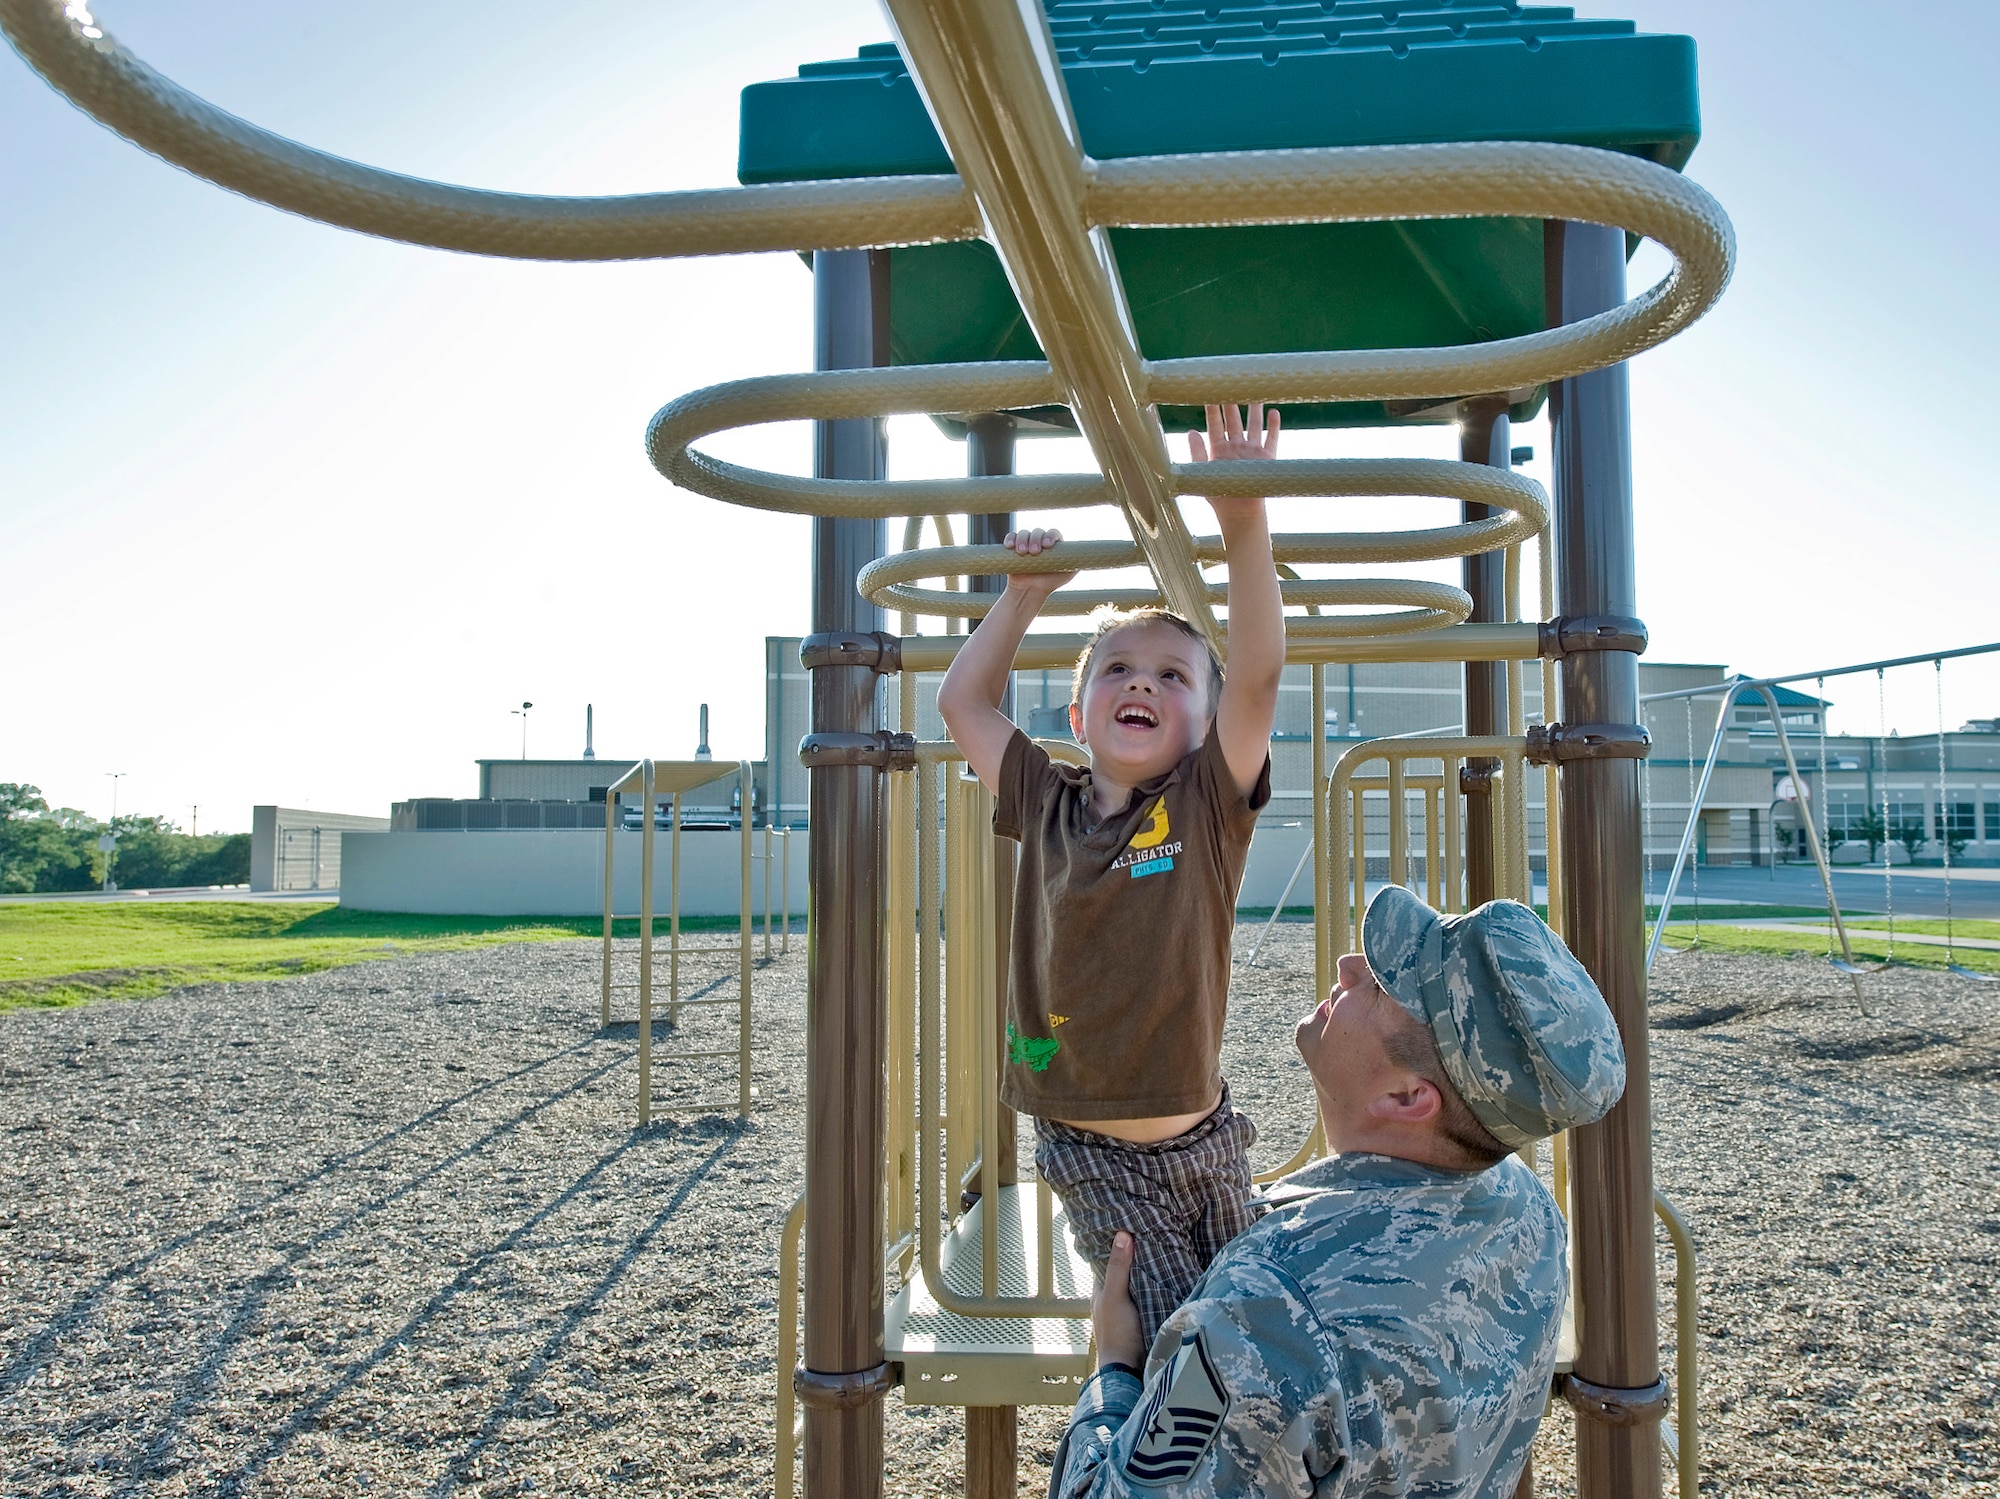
[856,455,1540,632]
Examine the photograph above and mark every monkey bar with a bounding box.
[3,3,1733,1494]
[599,759,756,1122]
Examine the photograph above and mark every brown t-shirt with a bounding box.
[992,726,1271,1120]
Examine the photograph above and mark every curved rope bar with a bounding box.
[1098,142,1733,405]
[861,542,1471,634]
[1,0,979,259]
[847,457,1540,630]
[646,362,1121,517]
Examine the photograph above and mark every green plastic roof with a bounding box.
[739,1,1701,429]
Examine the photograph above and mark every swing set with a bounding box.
[1640,641,2000,985]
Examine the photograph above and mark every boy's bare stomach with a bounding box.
[1054,1094,1221,1145]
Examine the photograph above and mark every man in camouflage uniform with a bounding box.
[1051,887,1627,1497]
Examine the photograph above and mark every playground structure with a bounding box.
[4,3,1736,1496]
[599,759,773,1123]
[774,709,1704,1497]
[1641,641,2000,984]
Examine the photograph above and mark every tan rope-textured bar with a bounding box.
[1,0,980,259]
[1112,142,1732,404]
[856,458,1546,627]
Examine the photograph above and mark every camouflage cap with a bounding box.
[1361,886,1626,1149]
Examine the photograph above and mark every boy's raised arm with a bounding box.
[1195,404,1284,797]
[936,529,1076,792]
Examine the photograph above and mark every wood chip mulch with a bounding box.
[1,928,1993,1495]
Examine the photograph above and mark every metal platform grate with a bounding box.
[888,1184,1095,1407]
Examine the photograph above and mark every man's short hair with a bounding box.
[1381,1018,1512,1171]
[1071,607,1225,710]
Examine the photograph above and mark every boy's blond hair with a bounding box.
[1071,607,1224,713]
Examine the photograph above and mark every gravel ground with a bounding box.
[1,926,1994,1496]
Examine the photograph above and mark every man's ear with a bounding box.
[1069,699,1086,745]
[1368,1075,1443,1127]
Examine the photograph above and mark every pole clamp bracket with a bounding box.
[1458,763,1497,795]
[1557,1371,1671,1427]
[793,1361,897,1410]
[798,731,918,771]
[1538,614,1649,658]
[801,630,902,673]
[1524,723,1652,765]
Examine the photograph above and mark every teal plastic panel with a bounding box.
[741,1,1701,427]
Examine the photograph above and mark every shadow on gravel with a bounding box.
[116,1043,638,1481]
[427,1121,745,1498]
[115,1047,640,1487]
[1,1036,604,1402]
[1653,1002,1746,1030]
[210,1122,744,1499]
[1794,1030,1949,1063]
[593,971,739,1040]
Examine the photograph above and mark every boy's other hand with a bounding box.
[1093,1230,1146,1370]
[1001,528,1076,601]
[1188,402,1279,530]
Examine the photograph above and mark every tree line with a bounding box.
[1,784,251,893]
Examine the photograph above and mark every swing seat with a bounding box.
[1948,963,2000,983]
[1829,956,1892,976]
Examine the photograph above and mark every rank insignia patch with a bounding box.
[1122,1331,1229,1486]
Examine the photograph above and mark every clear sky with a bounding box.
[4,1,1997,831]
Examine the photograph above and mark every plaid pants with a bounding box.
[1034,1088,1263,1352]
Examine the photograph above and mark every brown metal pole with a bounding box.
[965,411,1020,1499]
[799,247,892,1498]
[1547,219,1663,1499]
[1459,395,1511,907]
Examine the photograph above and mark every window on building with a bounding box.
[1986,803,2000,841]
[1935,803,1976,840]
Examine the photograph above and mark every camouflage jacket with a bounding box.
[1052,1151,1565,1498]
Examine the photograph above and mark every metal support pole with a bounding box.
[1547,219,1663,1499]
[800,247,891,1499]
[1459,396,1511,907]
[1645,689,1731,971]
[638,761,656,1128]
[964,410,1020,1499]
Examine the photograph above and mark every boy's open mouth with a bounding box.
[1113,703,1158,728]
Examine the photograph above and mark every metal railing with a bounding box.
[599,759,757,1122]
[910,740,1091,1317]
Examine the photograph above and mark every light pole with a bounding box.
[102,772,126,893]
[511,701,534,760]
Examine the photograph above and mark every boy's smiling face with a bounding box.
[1069,619,1213,785]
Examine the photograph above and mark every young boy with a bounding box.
[936,402,1284,1349]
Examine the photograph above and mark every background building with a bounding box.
[339,641,1998,912]
[249,806,390,892]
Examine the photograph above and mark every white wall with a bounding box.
[340,828,807,917]
[341,819,1314,917]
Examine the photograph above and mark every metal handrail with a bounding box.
[600,758,757,1121]
[1654,1190,1701,1499]
[911,742,1090,1319]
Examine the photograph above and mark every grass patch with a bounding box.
[1650,922,2000,975]
[1734,916,2000,942]
[0,902,766,1013]
[1646,903,1832,922]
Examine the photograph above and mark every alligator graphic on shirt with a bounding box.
[1007,1022,1061,1072]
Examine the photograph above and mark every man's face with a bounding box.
[1069,620,1213,784]
[1294,952,1410,1153]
